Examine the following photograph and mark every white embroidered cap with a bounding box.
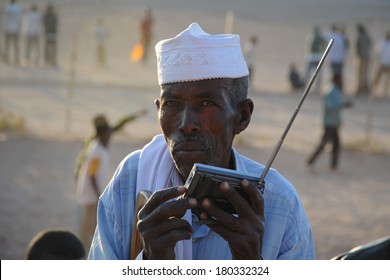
[155,22,249,85]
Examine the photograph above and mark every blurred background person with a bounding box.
[306,73,352,171]
[288,63,305,91]
[327,24,348,91]
[373,31,390,97]
[76,115,112,251]
[139,7,154,63]
[74,110,147,251]
[24,3,41,67]
[94,18,109,69]
[355,23,372,96]
[243,35,258,89]
[305,26,326,94]
[74,109,147,182]
[2,0,22,65]
[339,24,351,87]
[43,2,58,67]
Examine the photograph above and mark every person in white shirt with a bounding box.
[305,26,326,94]
[327,24,348,90]
[24,4,41,66]
[76,115,112,251]
[2,0,22,64]
[373,31,390,96]
[94,18,109,69]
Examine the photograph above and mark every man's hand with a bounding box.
[137,186,197,259]
[200,180,264,259]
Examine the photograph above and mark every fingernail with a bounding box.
[200,212,208,220]
[221,181,229,191]
[189,198,197,207]
[177,185,186,193]
[202,198,210,208]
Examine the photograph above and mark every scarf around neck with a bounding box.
[136,134,192,259]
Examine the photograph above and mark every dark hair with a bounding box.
[25,230,85,260]
[223,76,249,105]
[93,114,111,136]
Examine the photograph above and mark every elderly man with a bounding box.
[89,23,315,260]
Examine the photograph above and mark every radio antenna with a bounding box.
[258,39,334,188]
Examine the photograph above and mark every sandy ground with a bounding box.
[0,0,390,260]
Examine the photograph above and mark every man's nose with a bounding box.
[179,104,201,134]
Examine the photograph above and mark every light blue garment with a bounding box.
[323,85,343,128]
[88,140,315,260]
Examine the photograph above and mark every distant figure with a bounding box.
[306,73,352,171]
[43,2,58,67]
[243,35,258,88]
[305,26,326,94]
[327,24,348,91]
[355,23,372,95]
[373,31,390,97]
[289,63,305,91]
[139,7,154,62]
[76,115,112,251]
[24,4,41,66]
[74,109,148,182]
[94,18,109,69]
[74,110,147,251]
[25,229,85,260]
[2,0,22,65]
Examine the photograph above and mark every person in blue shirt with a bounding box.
[89,22,315,260]
[307,73,352,170]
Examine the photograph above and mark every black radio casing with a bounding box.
[184,163,263,216]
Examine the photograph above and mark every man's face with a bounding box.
[156,79,239,180]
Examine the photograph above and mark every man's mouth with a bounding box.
[173,142,206,158]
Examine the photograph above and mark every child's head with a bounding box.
[25,229,85,260]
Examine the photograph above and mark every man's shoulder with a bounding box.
[101,150,141,199]
[265,168,298,200]
[239,155,296,195]
[239,154,299,201]
[115,150,142,177]
[238,154,264,175]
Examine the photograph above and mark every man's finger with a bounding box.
[219,181,252,217]
[201,197,241,231]
[139,186,186,217]
[240,180,264,218]
[144,196,196,224]
[139,216,193,239]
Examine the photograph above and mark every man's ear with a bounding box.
[234,98,254,135]
[154,99,160,110]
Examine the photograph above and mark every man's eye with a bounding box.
[162,101,178,108]
[201,101,215,107]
